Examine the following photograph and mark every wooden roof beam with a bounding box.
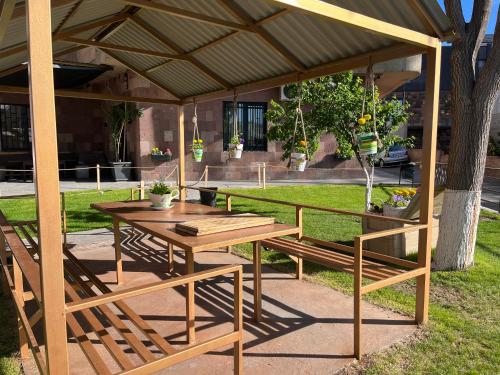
[121,0,251,31]
[10,0,76,20]
[0,84,182,105]
[60,36,182,60]
[129,16,231,89]
[217,0,305,72]
[408,0,445,40]
[53,0,84,35]
[266,0,441,47]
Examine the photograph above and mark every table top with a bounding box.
[92,200,300,252]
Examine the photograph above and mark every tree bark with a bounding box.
[434,2,500,270]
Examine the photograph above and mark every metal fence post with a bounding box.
[204,165,208,187]
[262,162,266,189]
[96,164,101,191]
[140,180,145,200]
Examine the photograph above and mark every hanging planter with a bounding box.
[291,152,307,171]
[288,86,309,172]
[357,132,378,156]
[228,135,244,159]
[191,101,204,162]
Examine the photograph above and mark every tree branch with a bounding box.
[469,0,493,66]
[475,4,500,98]
[444,0,466,37]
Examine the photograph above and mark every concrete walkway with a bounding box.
[58,228,417,375]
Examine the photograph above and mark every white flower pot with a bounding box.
[229,143,243,159]
[148,190,179,208]
[383,204,406,218]
[291,152,307,172]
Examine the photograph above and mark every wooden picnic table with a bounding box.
[91,200,300,344]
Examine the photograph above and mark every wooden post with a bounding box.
[185,251,195,344]
[26,0,69,372]
[262,162,266,189]
[354,237,363,359]
[178,105,186,201]
[416,45,441,324]
[139,180,145,200]
[258,163,262,188]
[253,240,262,322]
[0,232,10,297]
[167,242,174,273]
[295,206,303,279]
[96,163,101,191]
[113,218,123,284]
[12,257,29,359]
[204,165,208,187]
[233,268,243,375]
[226,195,232,211]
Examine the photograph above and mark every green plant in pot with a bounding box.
[104,102,143,181]
[192,139,204,162]
[148,181,179,209]
[228,134,244,159]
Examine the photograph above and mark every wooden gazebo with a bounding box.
[0,1,451,374]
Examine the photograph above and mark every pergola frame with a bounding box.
[2,0,443,373]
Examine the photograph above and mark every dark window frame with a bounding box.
[0,103,31,151]
[223,101,268,152]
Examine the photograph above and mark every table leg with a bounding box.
[167,242,174,273]
[185,251,195,344]
[253,240,262,322]
[113,218,123,285]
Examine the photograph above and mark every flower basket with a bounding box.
[229,143,243,159]
[290,152,307,171]
[357,132,378,156]
[151,154,172,162]
[193,148,203,162]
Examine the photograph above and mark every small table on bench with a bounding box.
[92,200,300,344]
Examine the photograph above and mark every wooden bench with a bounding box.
[261,228,427,359]
[0,213,243,375]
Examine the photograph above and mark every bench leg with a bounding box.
[253,241,262,322]
[13,258,29,360]
[167,243,174,273]
[296,257,303,280]
[185,251,195,344]
[0,236,10,298]
[113,218,123,285]
[354,238,362,359]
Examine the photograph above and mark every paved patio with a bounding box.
[39,228,418,375]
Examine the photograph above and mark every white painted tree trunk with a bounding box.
[434,189,481,270]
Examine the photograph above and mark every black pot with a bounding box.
[200,187,218,207]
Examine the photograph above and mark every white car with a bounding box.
[376,145,408,167]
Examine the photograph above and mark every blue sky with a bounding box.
[437,0,499,34]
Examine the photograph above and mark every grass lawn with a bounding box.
[0,185,499,374]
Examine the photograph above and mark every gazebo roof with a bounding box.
[0,0,451,102]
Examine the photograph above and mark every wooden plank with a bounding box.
[121,0,250,31]
[12,257,29,359]
[233,268,243,375]
[408,0,445,39]
[185,251,195,344]
[416,45,441,324]
[362,267,427,295]
[25,1,69,372]
[167,242,174,273]
[113,218,123,284]
[176,214,275,236]
[267,0,440,47]
[178,105,186,200]
[295,206,303,239]
[65,264,242,313]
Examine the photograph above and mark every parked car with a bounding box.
[375,144,408,166]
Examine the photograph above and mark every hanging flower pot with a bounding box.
[229,135,244,159]
[291,152,307,171]
[357,132,378,156]
[192,139,204,162]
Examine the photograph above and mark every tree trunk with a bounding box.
[434,47,496,269]
[356,153,373,211]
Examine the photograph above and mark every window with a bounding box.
[0,104,31,151]
[223,102,267,151]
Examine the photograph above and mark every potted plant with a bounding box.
[291,140,308,171]
[104,102,144,181]
[192,139,204,162]
[382,188,417,217]
[151,147,172,162]
[147,181,179,209]
[228,134,244,159]
[356,114,378,156]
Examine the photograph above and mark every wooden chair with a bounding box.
[362,190,444,258]
[0,212,243,375]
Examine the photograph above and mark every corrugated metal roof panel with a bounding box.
[105,50,166,72]
[63,0,126,28]
[149,60,224,97]
[136,10,233,52]
[193,32,294,86]
[233,0,282,21]
[263,11,392,68]
[155,0,241,23]
[0,50,27,71]
[102,21,177,54]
